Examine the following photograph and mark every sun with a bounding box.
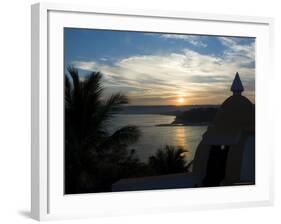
[177,97,185,104]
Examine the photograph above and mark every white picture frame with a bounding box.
[31,2,274,221]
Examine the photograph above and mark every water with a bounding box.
[108,114,207,163]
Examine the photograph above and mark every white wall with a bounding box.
[0,0,280,223]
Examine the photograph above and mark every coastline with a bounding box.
[156,122,210,127]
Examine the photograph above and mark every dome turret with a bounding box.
[231,72,244,95]
[210,73,254,132]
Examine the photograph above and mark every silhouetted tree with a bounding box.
[64,66,142,193]
[148,145,189,175]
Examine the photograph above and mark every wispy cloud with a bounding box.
[160,34,207,48]
[72,38,255,105]
[217,37,255,66]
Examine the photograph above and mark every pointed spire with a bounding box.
[231,72,244,95]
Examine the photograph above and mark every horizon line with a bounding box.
[121,104,221,107]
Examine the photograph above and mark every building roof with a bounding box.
[231,72,244,95]
[207,73,255,134]
[213,94,254,131]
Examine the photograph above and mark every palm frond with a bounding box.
[105,92,128,110]
[84,71,103,98]
[89,92,128,134]
[64,74,72,108]
[104,125,141,147]
[67,66,80,94]
[149,145,188,175]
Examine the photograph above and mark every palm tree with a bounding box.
[64,66,142,193]
[148,145,189,175]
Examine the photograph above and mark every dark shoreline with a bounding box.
[156,122,210,127]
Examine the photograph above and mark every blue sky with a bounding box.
[64,28,255,105]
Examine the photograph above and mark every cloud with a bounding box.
[99,57,109,61]
[160,34,207,48]
[217,37,255,67]
[72,39,255,105]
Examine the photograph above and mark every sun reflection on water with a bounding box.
[175,127,192,160]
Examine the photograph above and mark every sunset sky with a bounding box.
[64,28,255,106]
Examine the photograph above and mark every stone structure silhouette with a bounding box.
[193,72,255,186]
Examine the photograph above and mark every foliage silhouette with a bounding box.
[148,145,190,175]
[64,66,143,194]
[65,66,193,193]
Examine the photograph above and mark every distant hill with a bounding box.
[173,107,219,125]
[117,105,219,116]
